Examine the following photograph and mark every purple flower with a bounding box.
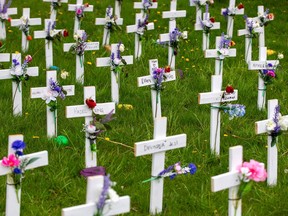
[13,167,22,174]
[12,140,26,150]
[188,163,197,175]
[0,0,12,14]
[80,166,106,178]
[12,59,20,66]
[97,175,111,213]
[15,151,24,156]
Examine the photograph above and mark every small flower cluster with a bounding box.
[1,140,39,203]
[0,0,12,23]
[70,31,87,56]
[96,175,119,216]
[42,78,67,112]
[75,3,89,21]
[259,63,276,86]
[243,15,260,38]
[169,28,187,56]
[151,67,170,92]
[223,104,246,120]
[136,14,149,41]
[10,55,32,85]
[18,16,33,41]
[45,21,68,42]
[105,6,120,32]
[217,33,235,60]
[222,3,244,18]
[143,0,156,14]
[110,42,127,79]
[143,162,197,183]
[266,105,288,147]
[51,0,62,10]
[258,9,274,27]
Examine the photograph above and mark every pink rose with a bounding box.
[267,70,275,77]
[241,160,267,182]
[1,154,20,167]
[24,55,33,63]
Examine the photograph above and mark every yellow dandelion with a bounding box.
[118,104,123,109]
[87,61,92,65]
[8,30,13,33]
[124,104,133,110]
[25,112,29,115]
[157,11,161,15]
[33,136,40,139]
[153,19,157,22]
[59,12,63,15]
[192,65,195,68]
[190,49,194,52]
[87,40,91,42]
[105,137,110,141]
[158,26,161,29]
[185,58,189,62]
[224,134,228,137]
[267,49,276,55]
[181,56,185,59]
[15,51,20,54]
[92,51,96,55]
[192,150,197,153]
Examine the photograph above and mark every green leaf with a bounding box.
[26,157,40,166]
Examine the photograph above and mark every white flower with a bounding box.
[73,33,80,40]
[119,44,125,52]
[136,27,145,35]
[209,0,214,4]
[252,21,260,28]
[279,116,288,131]
[20,16,29,25]
[85,125,97,134]
[42,90,58,104]
[60,70,69,79]
[108,188,119,202]
[202,20,213,28]
[0,13,8,20]
[181,31,188,39]
[239,167,251,182]
[113,58,122,65]
[10,65,23,76]
[278,53,284,59]
[266,120,276,132]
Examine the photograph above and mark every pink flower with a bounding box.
[241,160,267,182]
[24,55,33,63]
[1,154,20,167]
[267,70,275,77]
[76,9,83,15]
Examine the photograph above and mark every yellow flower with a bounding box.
[87,61,92,65]
[267,49,276,55]
[157,11,161,15]
[33,136,40,139]
[224,134,228,137]
[15,51,20,54]
[185,58,189,62]
[118,104,123,109]
[105,137,110,141]
[153,19,157,23]
[8,30,13,33]
[59,12,63,15]
[124,104,133,110]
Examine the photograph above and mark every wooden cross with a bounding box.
[68,0,94,33]
[137,59,176,119]
[34,19,66,69]
[62,175,130,216]
[43,0,68,22]
[126,13,154,59]
[95,7,123,46]
[248,47,279,110]
[221,0,244,38]
[114,0,122,18]
[134,0,158,16]
[66,86,115,168]
[205,35,237,76]
[211,145,243,216]
[255,99,286,186]
[189,0,207,25]
[10,8,42,52]
[63,29,100,84]
[159,0,186,69]
[0,0,17,39]
[0,53,39,116]
[30,70,75,138]
[194,5,220,50]
[96,43,133,104]
[0,134,48,216]
[198,75,238,155]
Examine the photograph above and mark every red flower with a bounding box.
[225,85,234,94]
[209,17,215,23]
[237,3,244,9]
[7,17,11,22]
[84,3,89,7]
[0,41,2,47]
[26,35,33,41]
[86,98,96,109]
[152,0,157,2]
[229,40,236,47]
[164,66,171,73]
[62,29,69,37]
[267,13,274,20]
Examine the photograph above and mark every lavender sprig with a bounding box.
[96,175,111,215]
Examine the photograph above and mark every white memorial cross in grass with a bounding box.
[211,145,243,216]
[255,99,288,186]
[159,0,186,69]
[34,19,67,69]
[0,53,39,116]
[30,70,75,138]
[0,134,48,216]
[63,30,99,84]
[10,8,42,52]
[68,0,94,33]
[66,86,115,167]
[126,13,154,59]
[95,7,123,46]
[62,175,130,216]
[248,47,279,110]
[96,43,133,104]
[136,59,185,214]
[194,3,220,50]
[134,0,158,16]
[43,0,68,22]
[198,75,239,155]
[205,34,237,76]
[221,0,244,38]
[189,0,207,26]
[0,0,17,39]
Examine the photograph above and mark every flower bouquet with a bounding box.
[75,3,89,23]
[69,31,87,67]
[110,42,127,81]
[243,15,260,38]
[18,16,33,41]
[136,14,150,41]
[222,3,244,18]
[45,21,68,42]
[0,0,12,23]
[217,33,235,60]
[10,55,33,88]
[258,9,274,27]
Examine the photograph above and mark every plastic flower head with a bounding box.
[119,43,125,52]
[1,154,20,167]
[49,78,66,99]
[244,15,260,37]
[223,104,246,120]
[24,55,32,63]
[42,90,58,104]
[259,9,274,26]
[11,140,26,151]
[238,160,267,182]
[60,70,69,79]
[278,53,284,59]
[86,98,97,109]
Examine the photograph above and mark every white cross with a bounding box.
[30,70,75,137]
[0,0,17,39]
[0,53,39,116]
[211,145,243,216]
[205,35,237,76]
[221,0,244,38]
[137,59,176,119]
[63,30,100,84]
[198,75,238,155]
[0,134,48,216]
[255,99,286,186]
[126,13,154,58]
[66,86,115,168]
[62,175,130,215]
[134,0,158,16]
[95,7,123,46]
[10,8,42,52]
[159,0,186,68]
[68,0,94,33]
[43,0,68,22]
[0,52,10,63]
[194,5,220,50]
[248,47,279,110]
[114,0,122,18]
[96,43,133,104]
[34,19,66,69]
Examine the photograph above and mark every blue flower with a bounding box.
[11,140,26,150]
[13,168,22,174]
[169,174,177,179]
[188,163,197,175]
[15,151,24,156]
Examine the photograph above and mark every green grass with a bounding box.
[0,0,288,215]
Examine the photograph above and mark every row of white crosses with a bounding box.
[43,0,68,22]
[0,134,48,216]
[159,0,186,69]
[95,7,123,47]
[96,43,133,104]
[0,0,17,39]
[62,175,130,215]
[0,53,39,116]
[63,29,100,84]
[30,70,75,138]
[66,86,115,168]
[10,8,41,52]
[198,75,238,155]
[135,59,187,214]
